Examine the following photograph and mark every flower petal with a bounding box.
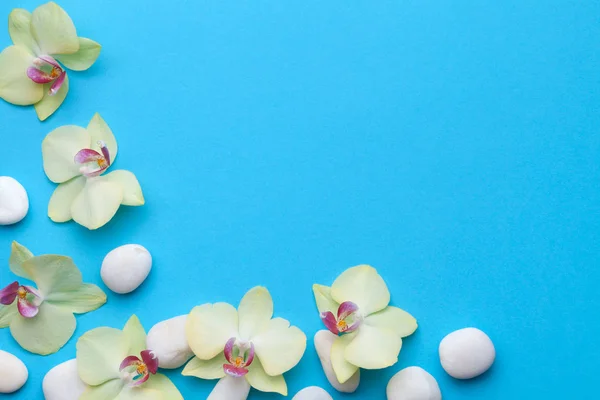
[245,356,287,395]
[45,283,107,314]
[49,70,67,94]
[119,355,141,371]
[48,176,86,222]
[77,327,128,385]
[8,9,38,54]
[331,265,390,316]
[238,286,273,340]
[9,241,34,280]
[312,284,339,315]
[74,148,103,163]
[74,148,106,177]
[0,303,18,328]
[87,113,118,162]
[141,350,159,374]
[224,365,249,377]
[27,66,56,83]
[0,45,43,105]
[338,301,359,320]
[80,379,124,400]
[17,297,39,318]
[42,124,91,183]
[208,376,251,400]
[55,37,101,71]
[252,317,307,376]
[134,373,183,400]
[224,337,235,363]
[35,72,69,121]
[21,255,83,296]
[245,342,255,366]
[103,170,145,206]
[123,315,148,356]
[364,306,418,338]
[0,281,19,305]
[330,332,360,384]
[344,324,402,370]
[182,355,227,380]
[31,2,79,55]
[10,302,76,355]
[71,177,124,230]
[186,303,239,360]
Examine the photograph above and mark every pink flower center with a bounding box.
[223,337,255,377]
[26,56,67,96]
[119,350,159,387]
[320,301,362,335]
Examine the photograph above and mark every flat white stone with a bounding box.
[207,375,250,400]
[101,244,152,294]
[314,330,360,393]
[43,359,87,400]
[147,315,194,369]
[293,386,333,400]
[387,366,441,400]
[439,327,495,379]
[0,350,28,393]
[0,176,29,225]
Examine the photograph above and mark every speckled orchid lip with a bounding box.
[223,337,255,377]
[320,301,362,335]
[74,140,112,177]
[26,56,67,96]
[119,350,159,387]
[0,281,42,318]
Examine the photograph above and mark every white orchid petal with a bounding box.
[331,265,390,316]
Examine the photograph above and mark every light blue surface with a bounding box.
[1,1,599,398]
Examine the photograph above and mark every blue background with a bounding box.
[1,1,599,399]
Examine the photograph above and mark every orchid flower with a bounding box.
[0,241,106,355]
[42,113,144,230]
[0,2,100,120]
[76,315,183,400]
[312,265,418,384]
[182,287,307,398]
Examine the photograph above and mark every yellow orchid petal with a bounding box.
[252,317,306,376]
[245,357,287,395]
[48,176,86,222]
[70,177,124,230]
[238,286,273,340]
[330,332,359,384]
[34,73,69,121]
[364,306,417,338]
[312,284,339,314]
[331,265,390,316]
[31,2,79,55]
[344,324,402,370]
[186,303,238,360]
[42,124,91,183]
[103,170,144,206]
[8,9,38,54]
[0,45,43,105]
[76,327,127,385]
[182,355,226,380]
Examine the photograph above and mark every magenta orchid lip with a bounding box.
[74,140,112,177]
[223,337,255,377]
[320,301,361,335]
[27,56,67,96]
[119,350,159,386]
[0,281,42,318]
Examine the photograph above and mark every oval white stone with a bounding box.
[386,366,441,400]
[147,315,194,369]
[101,244,152,294]
[43,359,87,400]
[0,176,29,225]
[439,327,495,379]
[0,350,28,393]
[293,386,333,400]
[314,330,360,393]
[208,375,251,400]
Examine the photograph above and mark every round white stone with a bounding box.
[314,330,360,393]
[386,367,441,400]
[293,386,333,400]
[0,350,28,393]
[208,375,251,400]
[101,244,152,294]
[439,327,495,379]
[43,359,87,400]
[147,315,194,369]
[0,176,29,225]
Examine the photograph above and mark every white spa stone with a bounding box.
[147,315,193,369]
[314,330,360,393]
[101,244,152,294]
[386,367,441,400]
[0,350,28,393]
[0,176,29,225]
[439,327,495,379]
[42,359,87,400]
[208,375,251,400]
[293,386,333,400]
